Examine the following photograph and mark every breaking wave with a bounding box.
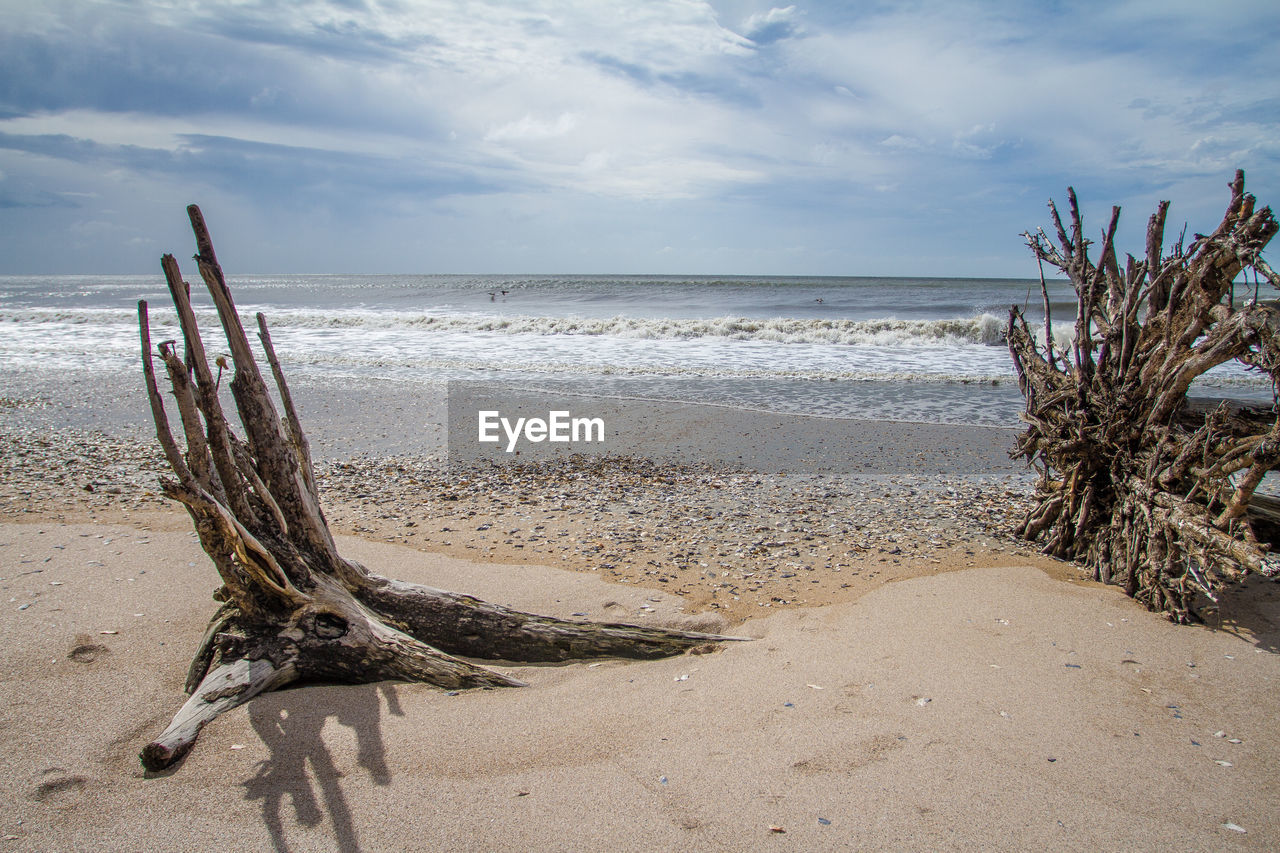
[1,307,1013,347]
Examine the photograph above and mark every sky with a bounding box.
[0,0,1277,276]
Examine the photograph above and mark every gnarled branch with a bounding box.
[138,205,744,771]
[1008,171,1280,622]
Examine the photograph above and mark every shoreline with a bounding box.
[1,391,1057,624]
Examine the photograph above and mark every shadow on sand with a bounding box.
[242,682,404,853]
[1206,573,1280,654]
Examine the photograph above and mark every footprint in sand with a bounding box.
[30,769,88,806]
[67,634,109,664]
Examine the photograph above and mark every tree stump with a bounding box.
[138,206,740,771]
[1007,170,1280,622]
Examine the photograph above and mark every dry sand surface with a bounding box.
[2,512,1278,852]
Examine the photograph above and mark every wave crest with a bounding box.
[2,307,1014,346]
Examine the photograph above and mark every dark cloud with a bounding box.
[173,133,502,206]
[0,16,446,139]
[743,6,802,46]
[0,188,80,209]
[659,70,762,108]
[580,52,655,86]
[0,129,500,214]
[0,131,139,165]
[0,24,283,117]
[204,11,443,63]
[1204,96,1280,132]
[580,52,762,108]
[0,0,1276,275]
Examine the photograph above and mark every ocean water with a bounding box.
[0,273,1272,427]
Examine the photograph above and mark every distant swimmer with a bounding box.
[815,297,824,303]
[487,291,496,300]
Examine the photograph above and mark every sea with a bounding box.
[0,273,1272,428]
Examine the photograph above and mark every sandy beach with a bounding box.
[2,388,1278,851]
[5,1,1279,848]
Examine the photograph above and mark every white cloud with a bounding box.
[574,149,763,199]
[484,113,580,143]
[0,0,1276,274]
[951,124,1007,160]
[881,134,926,152]
[773,6,1275,189]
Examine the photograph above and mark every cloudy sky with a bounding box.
[1,0,1277,276]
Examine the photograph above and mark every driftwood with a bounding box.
[1007,170,1280,622]
[138,206,738,771]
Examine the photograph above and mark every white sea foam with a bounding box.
[1,306,1270,389]
[2,307,1015,347]
[3,273,1274,427]
[285,350,1015,385]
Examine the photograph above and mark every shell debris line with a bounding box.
[1,424,1054,623]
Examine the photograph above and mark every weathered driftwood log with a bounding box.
[1007,170,1280,623]
[138,206,740,771]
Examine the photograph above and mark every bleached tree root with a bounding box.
[1007,170,1280,622]
[143,657,297,771]
[138,206,743,771]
